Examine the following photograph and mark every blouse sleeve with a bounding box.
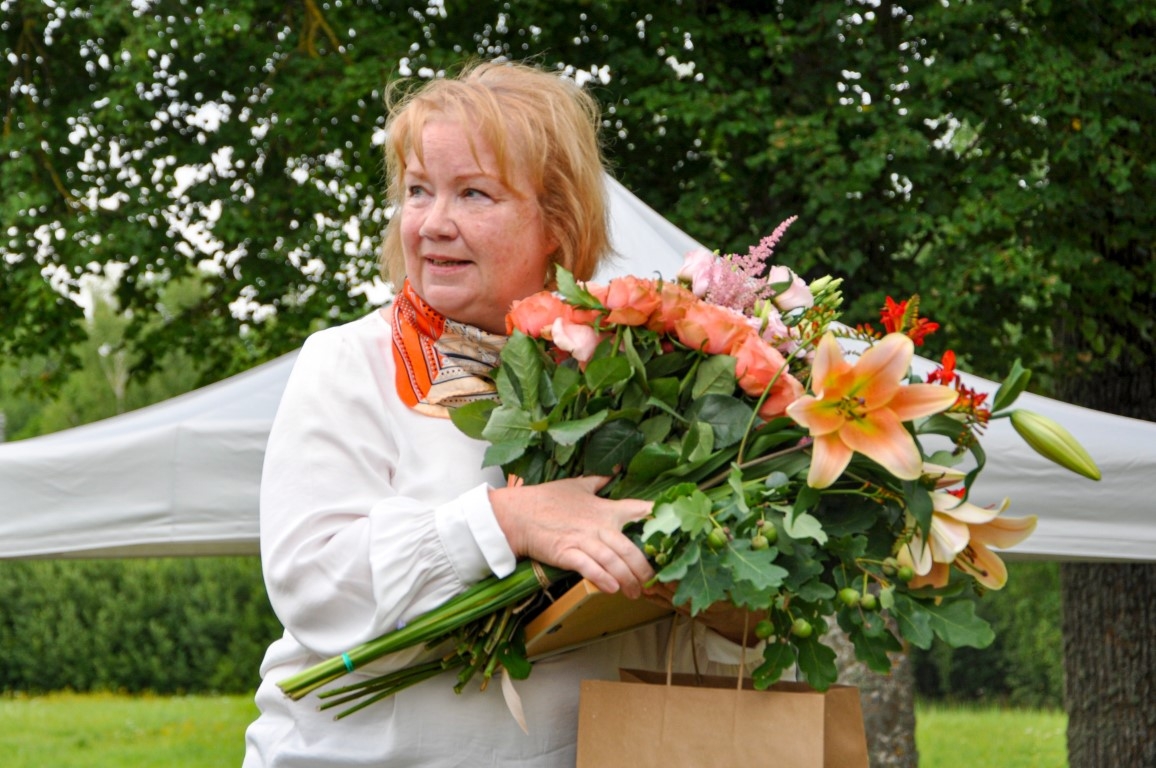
[258,323,517,658]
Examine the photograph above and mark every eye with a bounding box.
[463,187,491,200]
[406,184,428,198]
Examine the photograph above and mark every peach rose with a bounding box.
[674,301,752,355]
[647,281,698,334]
[602,275,663,327]
[732,333,791,398]
[507,292,568,337]
[758,370,805,421]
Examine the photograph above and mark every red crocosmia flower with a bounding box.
[881,297,908,335]
[927,350,957,385]
[880,296,939,345]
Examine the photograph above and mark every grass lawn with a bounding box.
[0,692,258,768]
[0,693,1066,767]
[916,702,1068,768]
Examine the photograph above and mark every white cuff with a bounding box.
[434,483,518,583]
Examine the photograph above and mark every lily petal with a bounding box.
[810,333,851,390]
[897,533,933,576]
[807,432,854,489]
[909,561,951,590]
[960,541,1010,590]
[971,514,1038,549]
[851,334,914,397]
[786,395,845,436]
[840,408,924,480]
[931,493,1004,525]
[888,383,960,422]
[928,514,972,562]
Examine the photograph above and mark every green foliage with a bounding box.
[0,557,281,694]
[3,1,1152,394]
[914,561,1064,708]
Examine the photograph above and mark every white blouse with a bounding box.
[243,310,751,768]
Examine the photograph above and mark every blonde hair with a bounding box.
[379,60,610,287]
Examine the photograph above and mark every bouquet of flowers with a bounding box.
[278,219,1099,717]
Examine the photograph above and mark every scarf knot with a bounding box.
[392,280,507,418]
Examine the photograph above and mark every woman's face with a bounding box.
[400,120,555,334]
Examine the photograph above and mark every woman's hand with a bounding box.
[489,476,654,598]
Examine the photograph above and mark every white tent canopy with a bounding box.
[1,178,1154,561]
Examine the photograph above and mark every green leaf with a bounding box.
[992,358,1031,413]
[889,593,935,650]
[657,541,701,582]
[924,599,996,648]
[497,639,532,680]
[584,355,633,392]
[674,549,727,615]
[784,509,827,545]
[641,502,683,542]
[449,400,498,440]
[481,405,536,445]
[849,622,902,673]
[555,266,603,309]
[583,420,645,476]
[903,481,933,543]
[685,394,754,449]
[648,377,680,410]
[793,635,838,691]
[722,541,788,591]
[625,442,681,484]
[501,332,542,411]
[546,409,608,445]
[753,640,796,689]
[680,420,715,463]
[670,488,714,536]
[483,441,528,468]
[639,413,673,444]
[692,353,737,398]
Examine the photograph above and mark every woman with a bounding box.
[244,61,752,768]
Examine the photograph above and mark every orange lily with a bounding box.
[897,492,1038,590]
[786,333,959,488]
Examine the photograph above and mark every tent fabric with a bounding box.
[1,177,1153,561]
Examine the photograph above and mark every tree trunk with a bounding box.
[1056,312,1156,767]
[1060,563,1156,767]
[831,626,918,768]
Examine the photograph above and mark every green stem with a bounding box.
[277,561,566,700]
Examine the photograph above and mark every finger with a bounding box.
[556,548,619,595]
[590,536,653,599]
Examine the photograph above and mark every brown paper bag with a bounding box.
[576,669,868,768]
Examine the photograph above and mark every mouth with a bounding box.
[425,256,471,267]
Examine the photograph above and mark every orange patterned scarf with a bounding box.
[392,279,506,418]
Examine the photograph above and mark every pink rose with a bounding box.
[676,248,717,297]
[602,275,663,327]
[675,302,752,355]
[549,317,602,364]
[767,265,813,311]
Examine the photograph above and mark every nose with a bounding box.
[418,195,457,240]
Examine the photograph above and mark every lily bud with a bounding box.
[1010,409,1101,481]
[921,462,967,489]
